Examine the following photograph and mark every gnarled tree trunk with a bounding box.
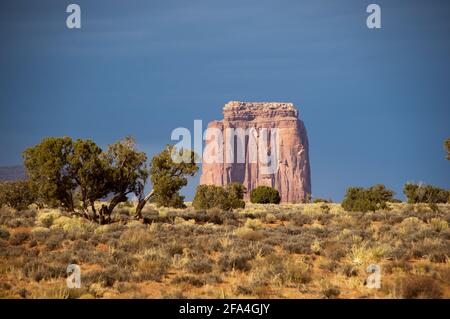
[135,190,154,220]
[97,193,128,224]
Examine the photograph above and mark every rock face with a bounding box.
[200,101,311,203]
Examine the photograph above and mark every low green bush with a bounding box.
[192,183,246,210]
[342,184,395,212]
[403,183,449,204]
[250,186,281,204]
[0,181,36,210]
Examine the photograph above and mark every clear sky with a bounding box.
[1,0,449,201]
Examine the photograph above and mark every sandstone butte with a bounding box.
[200,101,311,203]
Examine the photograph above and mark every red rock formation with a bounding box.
[200,101,311,203]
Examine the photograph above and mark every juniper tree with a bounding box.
[135,145,198,219]
[98,137,148,224]
[23,137,77,211]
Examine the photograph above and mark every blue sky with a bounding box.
[1,0,449,201]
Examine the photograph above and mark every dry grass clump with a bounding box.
[396,275,443,299]
[218,249,254,272]
[320,280,341,299]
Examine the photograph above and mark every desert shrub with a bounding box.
[185,256,213,274]
[192,185,219,209]
[320,203,331,214]
[235,227,265,241]
[320,281,341,299]
[188,209,237,225]
[310,239,322,255]
[384,261,412,274]
[389,245,413,261]
[192,183,246,210]
[281,257,312,285]
[320,260,338,272]
[0,208,15,226]
[396,217,426,236]
[171,275,205,287]
[283,241,311,254]
[84,266,131,287]
[37,210,62,228]
[429,218,448,232]
[9,231,30,245]
[313,198,332,203]
[51,216,96,236]
[348,243,389,265]
[234,284,255,296]
[398,275,443,299]
[165,241,184,256]
[22,260,66,282]
[292,214,313,226]
[109,250,137,268]
[324,244,346,261]
[250,186,281,204]
[0,282,11,291]
[0,227,10,240]
[218,250,253,271]
[302,204,324,216]
[264,213,277,223]
[247,254,312,289]
[44,232,66,250]
[0,180,37,210]
[339,263,358,277]
[119,227,154,252]
[342,184,395,212]
[403,183,449,205]
[135,258,170,282]
[5,215,35,228]
[244,218,263,230]
[282,233,315,254]
[413,238,448,262]
[161,289,186,299]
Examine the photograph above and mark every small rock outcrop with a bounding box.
[200,101,311,203]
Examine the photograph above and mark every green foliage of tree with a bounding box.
[23,137,77,211]
[68,139,110,212]
[192,185,222,210]
[192,183,246,211]
[225,183,247,209]
[0,180,37,210]
[98,137,148,223]
[403,183,449,205]
[342,184,395,212]
[250,186,281,204]
[135,145,198,217]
